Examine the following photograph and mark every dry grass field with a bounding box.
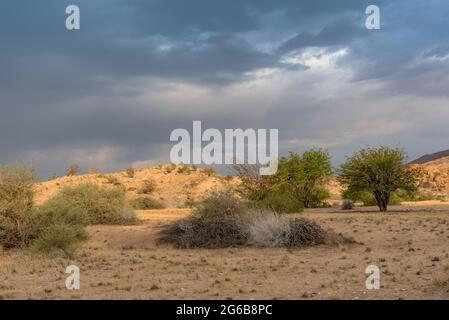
[1,204,449,300]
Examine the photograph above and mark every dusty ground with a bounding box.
[1,205,449,300]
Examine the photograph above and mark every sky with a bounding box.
[1,0,449,178]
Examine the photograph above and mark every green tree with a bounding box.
[337,147,422,212]
[276,149,332,208]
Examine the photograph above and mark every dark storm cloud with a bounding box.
[1,0,449,177]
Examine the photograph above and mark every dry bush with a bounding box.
[159,190,247,248]
[160,189,350,249]
[138,179,156,194]
[246,210,290,247]
[66,164,79,176]
[0,164,37,249]
[159,213,246,248]
[105,175,122,186]
[203,167,216,177]
[126,167,136,178]
[341,199,354,210]
[287,218,327,247]
[50,184,138,225]
[130,196,165,210]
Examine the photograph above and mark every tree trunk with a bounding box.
[374,192,389,212]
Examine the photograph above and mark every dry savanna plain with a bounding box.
[1,163,449,300]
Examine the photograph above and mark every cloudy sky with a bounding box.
[1,0,449,178]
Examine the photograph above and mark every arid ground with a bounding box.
[1,202,449,300]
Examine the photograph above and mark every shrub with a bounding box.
[159,190,247,248]
[50,184,138,225]
[138,179,156,195]
[177,165,192,174]
[126,167,136,178]
[341,200,354,210]
[0,164,89,254]
[164,164,176,174]
[66,164,80,176]
[160,190,351,249]
[203,167,216,177]
[0,164,37,249]
[287,218,326,247]
[32,223,87,255]
[258,192,303,213]
[105,175,121,186]
[130,196,165,210]
[246,210,290,247]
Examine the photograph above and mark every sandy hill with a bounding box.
[35,164,238,207]
[35,158,449,209]
[412,156,449,194]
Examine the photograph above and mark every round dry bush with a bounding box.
[287,217,327,247]
[246,210,290,247]
[159,214,247,248]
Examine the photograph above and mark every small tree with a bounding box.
[276,150,332,208]
[337,147,422,212]
[66,164,79,176]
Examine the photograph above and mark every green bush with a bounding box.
[32,223,87,255]
[51,184,138,225]
[130,196,165,210]
[258,192,303,213]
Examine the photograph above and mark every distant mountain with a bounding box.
[409,149,449,164]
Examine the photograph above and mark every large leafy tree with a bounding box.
[337,147,422,212]
[233,149,332,211]
[276,149,333,208]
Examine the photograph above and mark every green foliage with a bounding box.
[51,184,138,225]
[258,191,303,213]
[338,146,422,211]
[236,149,332,211]
[130,196,165,210]
[32,223,87,255]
